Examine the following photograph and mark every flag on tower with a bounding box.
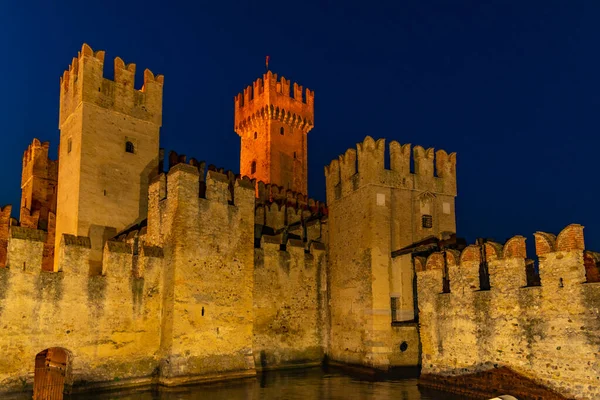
[266,55,270,71]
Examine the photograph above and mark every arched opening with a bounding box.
[34,347,72,400]
[125,141,135,153]
[251,161,257,175]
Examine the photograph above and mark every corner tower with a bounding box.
[55,43,164,270]
[234,71,314,195]
[20,138,58,230]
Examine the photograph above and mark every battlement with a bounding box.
[416,223,600,399]
[59,43,164,127]
[259,234,326,254]
[234,71,314,135]
[161,150,326,216]
[417,224,593,293]
[20,139,58,218]
[149,159,256,209]
[325,136,457,203]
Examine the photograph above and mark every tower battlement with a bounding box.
[59,43,164,127]
[19,137,57,277]
[234,71,314,194]
[325,136,457,204]
[21,138,57,182]
[234,71,314,134]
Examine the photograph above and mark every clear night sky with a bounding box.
[1,1,599,253]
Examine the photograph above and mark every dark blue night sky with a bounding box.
[1,1,599,253]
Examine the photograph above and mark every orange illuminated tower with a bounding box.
[234,71,314,195]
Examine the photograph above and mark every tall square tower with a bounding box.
[56,44,164,271]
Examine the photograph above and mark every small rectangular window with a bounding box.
[391,297,399,322]
[422,214,433,228]
[67,138,72,154]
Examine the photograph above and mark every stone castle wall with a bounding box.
[0,230,164,393]
[253,238,326,369]
[416,224,600,399]
[0,153,328,394]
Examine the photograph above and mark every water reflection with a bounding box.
[72,367,463,400]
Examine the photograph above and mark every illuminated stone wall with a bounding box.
[416,224,600,399]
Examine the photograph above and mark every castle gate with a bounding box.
[33,347,71,400]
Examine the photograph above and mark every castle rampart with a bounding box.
[417,224,600,399]
[0,228,164,393]
[234,71,314,134]
[59,44,163,127]
[146,162,258,383]
[253,236,327,369]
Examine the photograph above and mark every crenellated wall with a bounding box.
[147,163,258,385]
[253,236,327,370]
[417,224,600,399]
[0,230,164,393]
[325,136,456,249]
[0,205,13,267]
[324,136,456,371]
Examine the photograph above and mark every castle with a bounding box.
[1,44,598,400]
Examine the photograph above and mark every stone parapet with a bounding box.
[416,223,600,399]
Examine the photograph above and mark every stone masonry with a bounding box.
[1,42,595,400]
[416,224,600,399]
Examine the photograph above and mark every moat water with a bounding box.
[69,367,465,400]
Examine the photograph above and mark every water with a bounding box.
[71,367,465,400]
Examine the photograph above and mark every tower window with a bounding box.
[422,214,433,229]
[293,151,297,159]
[251,161,256,174]
[125,141,135,154]
[280,127,284,135]
[391,297,399,322]
[67,138,72,154]
[254,132,257,139]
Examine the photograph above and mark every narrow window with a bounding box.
[251,161,256,175]
[125,141,135,153]
[254,132,257,139]
[280,127,284,135]
[391,297,399,323]
[67,138,72,154]
[293,151,297,159]
[422,214,433,228]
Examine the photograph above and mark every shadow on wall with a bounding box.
[420,365,570,400]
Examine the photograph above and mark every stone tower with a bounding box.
[324,137,457,370]
[55,43,164,271]
[234,71,314,195]
[20,138,58,230]
[20,139,58,271]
